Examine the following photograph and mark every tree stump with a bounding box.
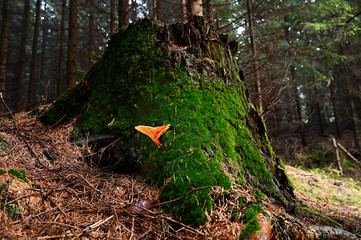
[40,17,295,229]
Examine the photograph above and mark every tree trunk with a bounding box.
[40,1,48,102]
[15,0,30,110]
[110,0,116,34]
[153,0,158,20]
[204,0,214,24]
[0,0,10,113]
[88,0,94,67]
[130,0,137,23]
[246,0,263,114]
[346,78,361,148]
[328,71,341,139]
[40,18,295,230]
[57,0,66,97]
[291,67,307,147]
[312,73,324,135]
[180,0,186,23]
[27,0,41,108]
[118,0,129,27]
[67,0,78,89]
[215,8,220,29]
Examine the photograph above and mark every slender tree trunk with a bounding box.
[328,71,341,139]
[57,0,66,97]
[130,0,137,23]
[291,67,307,147]
[156,0,161,21]
[205,0,214,24]
[346,78,361,148]
[40,1,48,101]
[118,0,129,27]
[180,0,186,23]
[215,8,220,29]
[88,0,94,67]
[247,0,263,114]
[67,0,78,89]
[110,0,116,34]
[27,0,41,108]
[0,0,10,113]
[153,0,158,21]
[285,87,293,123]
[311,73,324,135]
[15,0,30,110]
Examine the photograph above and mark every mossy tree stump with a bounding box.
[40,17,295,228]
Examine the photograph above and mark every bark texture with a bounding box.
[15,0,30,110]
[0,0,10,113]
[57,0,66,97]
[247,0,263,114]
[27,0,41,108]
[118,0,129,27]
[67,0,78,89]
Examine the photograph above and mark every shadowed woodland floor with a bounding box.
[1,110,361,239]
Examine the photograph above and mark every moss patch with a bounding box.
[239,204,265,240]
[7,169,28,182]
[40,17,294,226]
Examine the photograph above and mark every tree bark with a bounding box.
[153,0,158,20]
[204,0,214,24]
[15,0,30,110]
[291,67,307,147]
[0,0,10,113]
[312,73,324,135]
[27,0,41,108]
[67,0,78,89]
[215,8,220,29]
[57,0,66,97]
[88,0,94,67]
[40,1,48,101]
[346,77,361,148]
[110,0,116,34]
[328,71,341,139]
[118,0,129,27]
[130,0,137,23]
[247,0,263,114]
[180,0,186,23]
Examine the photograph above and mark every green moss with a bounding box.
[254,189,265,200]
[5,204,20,220]
[299,203,341,227]
[0,182,20,220]
[239,204,265,240]
[0,169,6,175]
[7,169,28,182]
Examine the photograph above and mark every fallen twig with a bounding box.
[81,215,114,233]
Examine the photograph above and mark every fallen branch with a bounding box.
[337,142,361,166]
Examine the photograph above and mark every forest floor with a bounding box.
[1,111,361,239]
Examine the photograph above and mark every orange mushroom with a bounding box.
[135,124,170,147]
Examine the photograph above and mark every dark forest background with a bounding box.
[1,0,361,157]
